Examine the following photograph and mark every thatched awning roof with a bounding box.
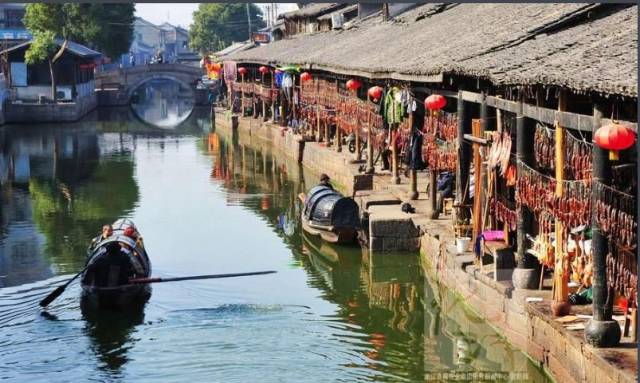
[280,4,349,20]
[228,3,637,98]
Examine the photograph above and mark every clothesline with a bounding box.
[517,159,592,185]
[593,180,635,200]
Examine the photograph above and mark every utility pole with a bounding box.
[246,3,252,40]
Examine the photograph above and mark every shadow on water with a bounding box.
[81,299,146,373]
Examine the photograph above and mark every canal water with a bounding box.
[0,80,552,382]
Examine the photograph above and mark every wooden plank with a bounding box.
[471,119,484,250]
[463,133,489,145]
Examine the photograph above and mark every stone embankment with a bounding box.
[215,110,637,383]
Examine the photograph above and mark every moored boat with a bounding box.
[299,185,359,245]
[81,218,152,309]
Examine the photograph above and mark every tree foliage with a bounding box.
[91,4,136,59]
[24,3,135,63]
[23,4,135,99]
[189,3,265,54]
[24,30,56,65]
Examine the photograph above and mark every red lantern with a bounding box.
[238,67,247,76]
[368,86,383,101]
[259,66,269,74]
[425,94,447,111]
[300,72,312,82]
[594,123,636,160]
[346,79,361,91]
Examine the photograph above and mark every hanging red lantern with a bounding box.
[425,94,447,111]
[300,72,312,82]
[346,79,361,91]
[368,86,383,101]
[238,67,247,76]
[259,66,269,74]
[594,123,636,160]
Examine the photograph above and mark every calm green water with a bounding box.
[0,81,552,382]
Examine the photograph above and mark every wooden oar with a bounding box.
[39,265,89,307]
[129,270,277,284]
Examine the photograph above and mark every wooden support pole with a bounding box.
[271,71,276,122]
[240,74,245,116]
[585,102,621,347]
[471,118,483,247]
[551,91,571,317]
[513,95,539,289]
[391,125,400,184]
[315,79,321,142]
[456,88,473,223]
[408,107,418,200]
[354,95,361,160]
[429,169,439,219]
[366,110,374,173]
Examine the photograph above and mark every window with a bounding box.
[5,9,25,29]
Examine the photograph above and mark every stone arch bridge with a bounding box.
[95,63,206,106]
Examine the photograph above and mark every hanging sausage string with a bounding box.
[422,112,458,172]
[593,181,637,249]
[516,160,591,228]
[533,123,593,181]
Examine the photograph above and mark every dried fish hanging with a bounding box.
[487,129,512,176]
[593,181,637,249]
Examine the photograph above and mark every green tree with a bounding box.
[23,4,135,101]
[91,4,136,60]
[23,4,99,101]
[189,3,265,54]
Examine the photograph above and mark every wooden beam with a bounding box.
[460,90,484,104]
[235,61,638,132]
[412,87,458,99]
[486,96,519,114]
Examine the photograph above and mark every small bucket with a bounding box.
[456,237,471,254]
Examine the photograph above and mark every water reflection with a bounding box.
[0,107,211,286]
[131,79,195,129]
[82,302,146,374]
[205,128,552,382]
[0,111,551,382]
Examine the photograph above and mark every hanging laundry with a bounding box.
[384,87,405,125]
[282,73,293,88]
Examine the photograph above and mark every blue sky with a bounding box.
[135,3,298,29]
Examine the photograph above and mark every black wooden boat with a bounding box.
[299,185,359,245]
[81,218,152,309]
